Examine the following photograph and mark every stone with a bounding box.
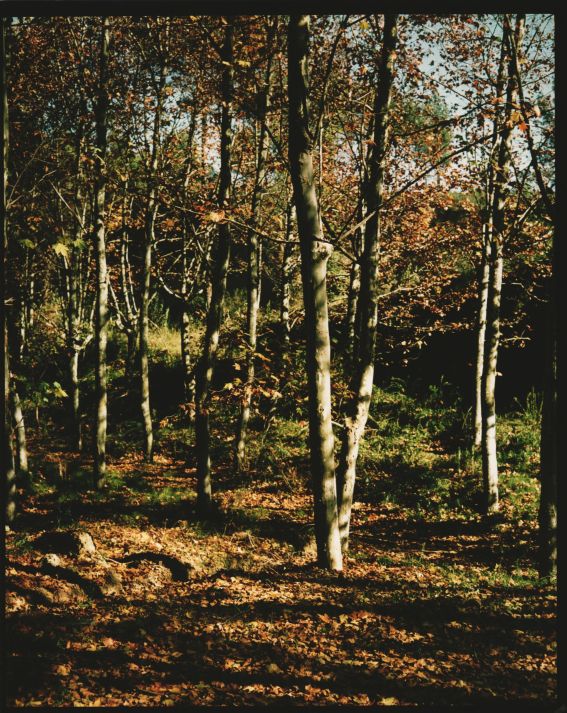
[76,531,96,555]
[34,530,96,556]
[41,553,62,569]
[101,569,124,595]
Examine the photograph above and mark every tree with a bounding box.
[481,14,524,515]
[93,17,111,490]
[2,16,17,523]
[335,14,398,553]
[139,19,169,463]
[288,14,342,571]
[194,20,234,513]
[235,17,277,472]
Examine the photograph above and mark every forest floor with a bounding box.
[5,373,557,707]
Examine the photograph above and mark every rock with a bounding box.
[41,553,62,569]
[101,569,124,595]
[76,531,96,555]
[301,537,318,558]
[34,530,96,557]
[35,586,56,604]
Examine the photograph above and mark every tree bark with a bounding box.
[2,16,16,524]
[474,229,490,448]
[235,19,276,471]
[474,32,506,449]
[279,199,296,346]
[139,60,165,463]
[335,14,398,554]
[4,333,16,523]
[481,14,524,515]
[10,379,28,478]
[194,22,233,513]
[93,17,110,490]
[67,128,85,451]
[344,258,361,361]
[538,286,557,577]
[288,15,342,571]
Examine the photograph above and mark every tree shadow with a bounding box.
[8,586,555,706]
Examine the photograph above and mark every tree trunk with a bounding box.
[93,17,110,490]
[67,149,83,451]
[180,306,194,401]
[344,259,361,360]
[279,200,295,346]
[194,22,233,513]
[474,33,506,449]
[335,14,398,554]
[4,333,16,523]
[288,15,342,571]
[235,19,276,471]
[139,66,165,463]
[10,380,28,478]
[2,16,16,524]
[481,15,524,515]
[474,227,490,448]
[538,288,557,577]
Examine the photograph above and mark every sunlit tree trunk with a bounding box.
[10,377,28,479]
[474,34,506,449]
[343,225,361,364]
[279,199,296,346]
[139,59,165,463]
[336,14,398,554]
[194,22,233,513]
[179,113,198,402]
[474,231,490,448]
[116,182,138,380]
[236,19,276,471]
[93,17,110,490]
[67,127,85,451]
[288,15,342,571]
[481,14,524,515]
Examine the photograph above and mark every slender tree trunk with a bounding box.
[2,16,16,524]
[288,15,342,571]
[474,35,506,449]
[118,188,138,380]
[4,334,16,523]
[538,286,557,577]
[481,15,524,515]
[179,116,197,402]
[68,137,83,450]
[139,67,165,463]
[194,23,233,513]
[10,381,28,478]
[235,20,276,471]
[15,293,25,360]
[344,260,361,358]
[335,14,398,554]
[139,198,156,462]
[180,305,193,401]
[69,346,81,448]
[474,226,491,448]
[280,200,295,345]
[93,17,110,490]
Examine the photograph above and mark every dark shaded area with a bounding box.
[6,568,556,707]
[10,560,104,599]
[119,552,191,581]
